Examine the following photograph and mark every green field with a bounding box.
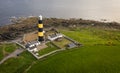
[38,43,58,55]
[0,43,18,61]
[52,37,72,48]
[27,28,120,73]
[0,51,36,73]
[0,27,120,73]
[27,45,120,73]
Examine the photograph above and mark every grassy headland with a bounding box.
[0,43,18,61]
[0,17,120,73]
[27,27,120,73]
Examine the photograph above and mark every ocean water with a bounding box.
[0,0,120,26]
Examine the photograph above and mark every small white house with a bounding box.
[48,33,63,41]
[28,47,38,52]
[32,48,38,52]
[25,41,40,52]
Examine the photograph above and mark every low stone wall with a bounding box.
[15,42,25,49]
[28,48,65,59]
[38,49,65,59]
[63,34,82,46]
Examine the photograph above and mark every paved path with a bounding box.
[0,49,24,64]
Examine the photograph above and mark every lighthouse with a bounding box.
[38,15,44,42]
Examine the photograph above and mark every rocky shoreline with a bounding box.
[0,17,120,42]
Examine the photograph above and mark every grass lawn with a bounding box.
[60,28,120,46]
[27,28,120,73]
[0,45,4,61]
[0,43,18,61]
[0,27,120,73]
[4,44,18,53]
[27,45,120,73]
[52,37,72,48]
[0,51,36,73]
[38,43,58,55]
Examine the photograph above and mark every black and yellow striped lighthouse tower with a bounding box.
[38,15,44,42]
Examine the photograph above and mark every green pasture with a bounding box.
[1,27,120,73]
[0,43,18,61]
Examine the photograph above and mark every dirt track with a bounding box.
[0,48,24,64]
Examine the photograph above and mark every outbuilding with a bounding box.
[67,43,76,49]
[48,33,63,41]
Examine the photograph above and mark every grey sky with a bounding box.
[0,0,120,23]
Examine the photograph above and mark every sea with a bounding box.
[0,0,120,26]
